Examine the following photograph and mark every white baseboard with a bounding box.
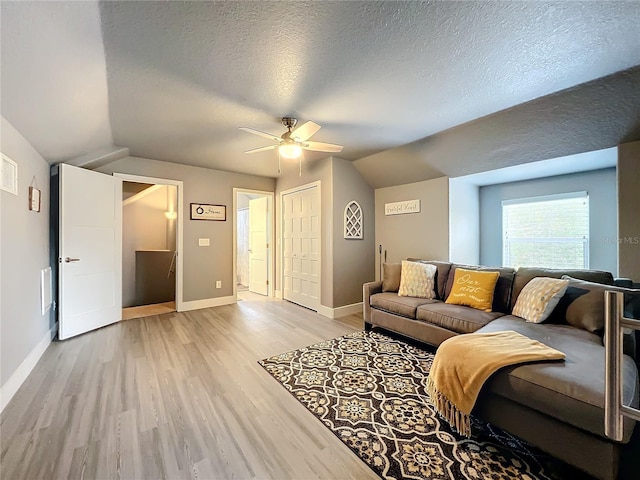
[274,289,283,299]
[1,323,57,413]
[180,295,235,312]
[317,302,363,319]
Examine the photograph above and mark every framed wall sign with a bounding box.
[190,203,226,221]
[29,186,41,212]
[384,199,420,216]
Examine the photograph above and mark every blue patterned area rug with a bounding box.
[259,330,590,480]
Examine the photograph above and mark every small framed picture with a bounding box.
[190,203,226,221]
[29,186,41,212]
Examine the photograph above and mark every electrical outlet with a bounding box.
[216,280,222,289]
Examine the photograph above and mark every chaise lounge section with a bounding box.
[363,260,639,480]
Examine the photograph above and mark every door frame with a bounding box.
[114,173,185,312]
[233,188,275,300]
[279,181,321,309]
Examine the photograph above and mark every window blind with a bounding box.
[502,192,589,269]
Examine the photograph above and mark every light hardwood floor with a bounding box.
[1,297,379,480]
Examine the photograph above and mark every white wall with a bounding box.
[0,116,54,408]
[448,178,479,264]
[374,177,450,278]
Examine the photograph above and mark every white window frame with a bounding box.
[502,191,589,269]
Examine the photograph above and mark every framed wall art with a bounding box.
[190,203,226,221]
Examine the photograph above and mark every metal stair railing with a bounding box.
[604,290,640,441]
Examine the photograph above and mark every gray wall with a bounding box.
[374,177,450,278]
[1,116,53,389]
[98,156,274,302]
[479,168,618,273]
[274,157,375,309]
[331,158,375,307]
[275,157,334,307]
[618,141,640,280]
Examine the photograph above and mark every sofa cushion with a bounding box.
[512,277,570,324]
[407,259,452,300]
[511,267,614,311]
[553,276,640,333]
[478,316,639,442]
[382,263,401,292]
[445,268,500,312]
[444,264,515,313]
[416,303,505,334]
[370,292,437,319]
[398,261,437,298]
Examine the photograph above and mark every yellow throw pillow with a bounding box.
[512,277,570,323]
[398,261,437,298]
[445,268,500,312]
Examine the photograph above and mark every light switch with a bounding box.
[198,238,210,247]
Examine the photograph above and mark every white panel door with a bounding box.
[283,186,319,310]
[249,196,269,295]
[59,164,122,340]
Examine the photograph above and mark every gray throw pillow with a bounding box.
[559,275,640,333]
[382,263,402,292]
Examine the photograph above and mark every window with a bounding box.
[503,192,589,269]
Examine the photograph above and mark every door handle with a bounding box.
[65,257,80,263]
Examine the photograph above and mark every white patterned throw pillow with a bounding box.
[513,277,570,323]
[398,261,437,299]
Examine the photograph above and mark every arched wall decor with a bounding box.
[344,200,363,239]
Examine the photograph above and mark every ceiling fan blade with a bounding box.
[239,127,281,142]
[244,145,277,154]
[302,141,344,153]
[290,121,321,142]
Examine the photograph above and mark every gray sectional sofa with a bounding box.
[363,260,639,480]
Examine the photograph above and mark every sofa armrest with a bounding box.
[363,281,383,323]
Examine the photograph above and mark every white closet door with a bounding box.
[283,186,320,311]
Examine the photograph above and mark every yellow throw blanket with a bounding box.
[425,330,565,437]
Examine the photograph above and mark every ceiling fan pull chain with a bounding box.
[278,151,281,174]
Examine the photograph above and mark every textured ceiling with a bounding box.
[1,1,640,181]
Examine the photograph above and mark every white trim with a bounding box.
[180,296,236,312]
[232,188,275,301]
[502,191,588,206]
[1,323,57,413]
[317,302,363,319]
[113,173,185,312]
[279,181,322,312]
[274,289,283,299]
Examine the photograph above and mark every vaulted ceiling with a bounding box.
[2,1,639,187]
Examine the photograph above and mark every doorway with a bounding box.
[115,174,184,319]
[233,189,274,301]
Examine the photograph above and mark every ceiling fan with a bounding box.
[240,117,343,174]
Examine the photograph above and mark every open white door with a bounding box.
[249,196,269,295]
[58,164,122,340]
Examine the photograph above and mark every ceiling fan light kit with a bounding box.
[240,117,343,176]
